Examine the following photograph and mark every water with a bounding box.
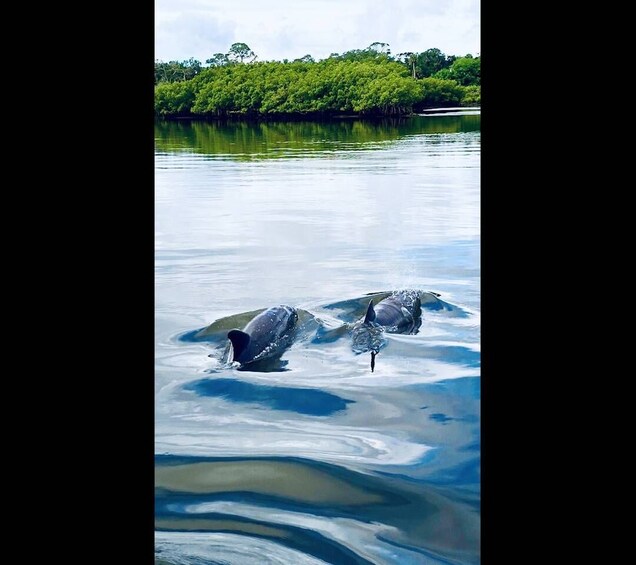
[155,114,480,564]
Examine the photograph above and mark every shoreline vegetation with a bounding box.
[155,43,480,120]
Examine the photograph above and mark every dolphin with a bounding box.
[227,305,299,369]
[350,290,422,371]
[363,290,422,333]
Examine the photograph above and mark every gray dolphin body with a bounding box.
[227,305,299,368]
[364,290,422,333]
[351,290,423,371]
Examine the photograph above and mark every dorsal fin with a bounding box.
[364,300,376,324]
[227,329,250,361]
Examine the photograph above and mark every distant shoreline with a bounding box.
[159,107,480,122]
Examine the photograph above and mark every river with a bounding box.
[155,112,480,565]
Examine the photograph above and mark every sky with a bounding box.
[155,0,480,63]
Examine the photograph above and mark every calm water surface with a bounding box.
[155,114,480,565]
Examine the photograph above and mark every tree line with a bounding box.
[155,43,480,118]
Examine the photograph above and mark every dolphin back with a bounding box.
[373,290,422,334]
[228,305,298,366]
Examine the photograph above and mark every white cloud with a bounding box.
[155,0,480,63]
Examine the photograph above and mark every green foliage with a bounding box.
[435,57,480,86]
[367,42,391,54]
[416,48,449,78]
[417,78,464,108]
[205,53,229,67]
[461,85,481,106]
[155,58,202,84]
[155,45,480,117]
[227,42,256,63]
[160,58,419,117]
[396,52,417,78]
[329,43,393,62]
[154,81,196,116]
[432,68,451,80]
[396,48,456,79]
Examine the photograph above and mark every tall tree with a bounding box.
[206,53,229,66]
[227,42,256,63]
[397,52,417,78]
[294,54,315,63]
[154,59,201,84]
[367,42,390,55]
[181,58,202,79]
[417,48,448,77]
